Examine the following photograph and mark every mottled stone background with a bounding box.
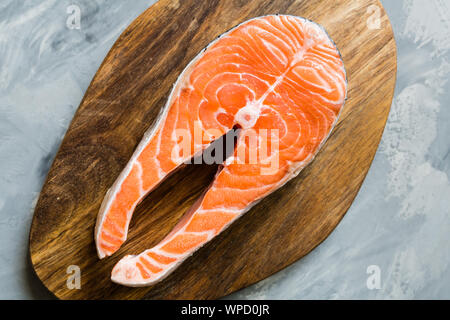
[0,0,448,299]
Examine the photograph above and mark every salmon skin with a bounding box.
[95,15,347,286]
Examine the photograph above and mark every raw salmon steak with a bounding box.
[95,15,347,286]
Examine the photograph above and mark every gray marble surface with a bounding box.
[0,0,449,299]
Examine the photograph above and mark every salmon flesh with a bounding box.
[94,15,347,286]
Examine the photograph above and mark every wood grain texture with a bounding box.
[29,0,397,299]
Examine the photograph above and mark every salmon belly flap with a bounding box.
[94,15,347,286]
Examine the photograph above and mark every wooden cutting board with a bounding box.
[29,0,396,299]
